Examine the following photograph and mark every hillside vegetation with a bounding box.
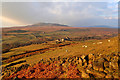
[2,35,119,79]
[2,26,117,53]
[1,24,119,79]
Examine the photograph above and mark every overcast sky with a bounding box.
[1,1,118,28]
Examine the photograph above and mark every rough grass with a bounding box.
[24,37,118,65]
[2,59,26,68]
[2,36,118,67]
[2,27,118,46]
[2,43,50,58]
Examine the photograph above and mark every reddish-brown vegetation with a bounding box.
[3,52,119,79]
[3,43,71,63]
[7,61,81,79]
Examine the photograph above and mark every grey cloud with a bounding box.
[2,2,118,27]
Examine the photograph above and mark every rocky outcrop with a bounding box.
[2,52,119,79]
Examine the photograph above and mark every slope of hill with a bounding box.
[1,23,119,79]
[89,25,113,28]
[28,22,69,27]
[2,36,119,79]
[2,23,118,54]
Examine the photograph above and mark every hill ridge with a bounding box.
[27,22,69,27]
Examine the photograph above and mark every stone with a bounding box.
[109,62,118,69]
[83,61,87,67]
[105,55,111,61]
[111,56,118,62]
[46,62,50,65]
[60,60,63,64]
[105,74,113,78]
[75,57,79,60]
[77,66,85,73]
[81,55,86,60]
[88,53,94,60]
[105,68,114,73]
[83,59,86,63]
[53,58,55,60]
[78,58,82,63]
[68,59,72,62]
[66,58,69,62]
[104,69,109,74]
[86,69,105,78]
[104,61,109,68]
[2,72,4,75]
[87,64,92,69]
[75,61,79,65]
[57,56,61,60]
[93,62,104,71]
[93,65,99,71]
[81,71,90,78]
[98,58,105,63]
[41,58,43,61]
[77,59,82,66]
[111,62,118,69]
[62,63,65,66]
[88,59,93,64]
[113,72,119,78]
[13,76,19,80]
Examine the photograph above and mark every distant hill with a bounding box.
[27,22,69,27]
[89,25,113,28]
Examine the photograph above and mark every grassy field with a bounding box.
[1,25,119,79]
[2,36,118,67]
[2,43,50,58]
[2,26,118,54]
[2,35,119,79]
[21,37,118,65]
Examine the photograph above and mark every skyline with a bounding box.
[1,2,118,28]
